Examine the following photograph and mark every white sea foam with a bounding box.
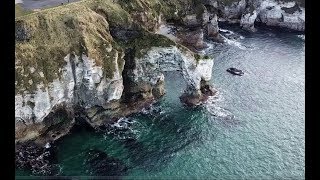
[205,93,234,120]
[44,142,51,149]
[200,42,214,54]
[111,117,135,129]
[223,36,248,50]
[219,28,235,35]
[207,105,234,120]
[297,34,305,41]
[219,28,256,51]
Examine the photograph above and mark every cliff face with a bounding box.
[203,0,305,32]
[15,0,215,144]
[15,0,305,144]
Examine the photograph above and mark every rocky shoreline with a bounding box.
[15,0,304,175]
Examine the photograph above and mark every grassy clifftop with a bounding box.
[16,1,125,94]
[15,0,204,95]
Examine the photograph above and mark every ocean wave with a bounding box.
[297,34,305,41]
[141,103,164,116]
[205,94,235,121]
[222,36,248,50]
[219,28,235,35]
[111,117,135,129]
[218,28,258,51]
[102,117,138,140]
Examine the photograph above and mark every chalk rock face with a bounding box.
[15,36,214,143]
[181,4,210,27]
[221,0,247,20]
[133,46,214,106]
[15,52,125,143]
[240,10,258,32]
[207,14,219,37]
[74,54,124,108]
[176,28,206,50]
[241,0,304,31]
[202,0,304,32]
[137,46,213,90]
[206,14,225,43]
[121,45,214,103]
[15,0,220,144]
[257,0,305,31]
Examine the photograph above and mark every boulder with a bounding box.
[206,14,225,43]
[177,28,206,50]
[85,149,128,177]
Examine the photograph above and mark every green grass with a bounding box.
[15,0,206,94]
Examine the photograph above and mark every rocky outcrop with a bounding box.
[217,0,247,21]
[181,4,210,27]
[240,9,258,32]
[202,0,305,32]
[256,0,305,31]
[85,149,128,177]
[15,0,216,144]
[206,14,225,43]
[176,28,207,50]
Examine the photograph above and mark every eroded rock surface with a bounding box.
[85,149,128,177]
[15,0,216,144]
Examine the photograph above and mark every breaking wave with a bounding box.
[102,117,138,140]
[297,34,305,41]
[218,28,255,50]
[204,92,235,121]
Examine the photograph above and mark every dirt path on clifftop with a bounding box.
[16,0,81,10]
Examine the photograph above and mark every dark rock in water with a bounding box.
[180,91,214,107]
[85,149,128,177]
[200,81,217,97]
[226,67,244,76]
[206,14,225,43]
[15,142,59,176]
[180,80,217,107]
[179,91,205,107]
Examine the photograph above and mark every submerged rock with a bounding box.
[180,91,206,107]
[84,149,128,177]
[15,142,59,176]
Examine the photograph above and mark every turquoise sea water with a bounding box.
[16,26,305,179]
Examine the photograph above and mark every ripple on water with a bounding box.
[16,26,304,178]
